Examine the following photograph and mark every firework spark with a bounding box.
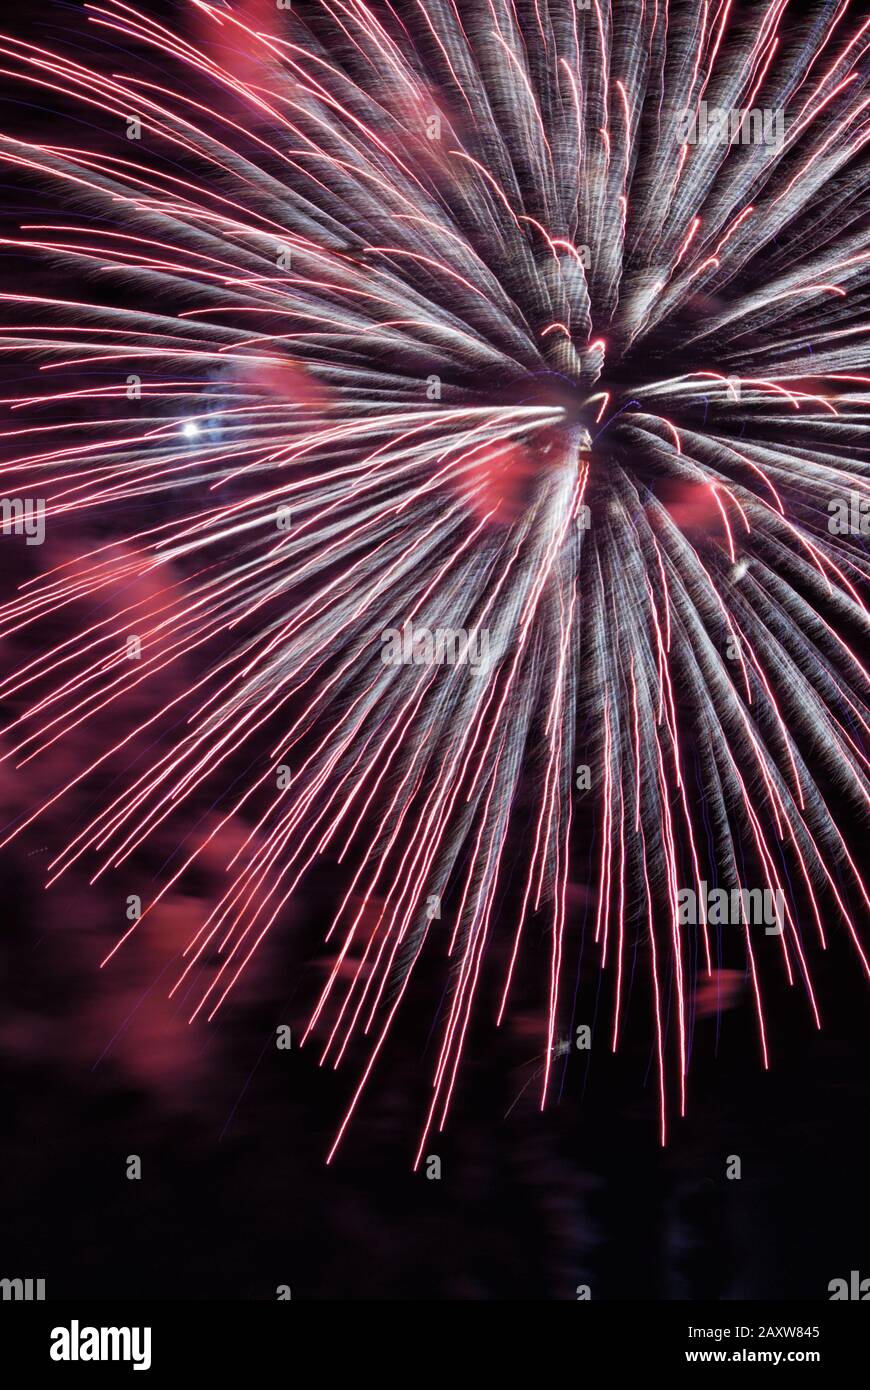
[0,0,867,1160]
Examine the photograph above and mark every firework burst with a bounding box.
[0,0,867,1160]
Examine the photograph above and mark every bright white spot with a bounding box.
[731,559,749,581]
[181,420,200,438]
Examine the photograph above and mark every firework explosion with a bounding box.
[0,0,867,1163]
